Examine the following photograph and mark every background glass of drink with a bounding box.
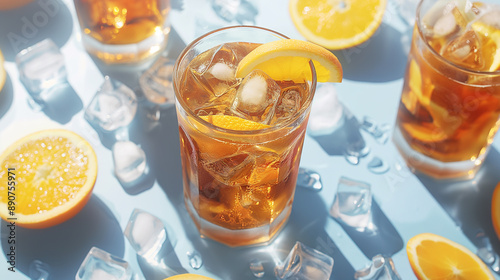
[173,26,317,247]
[73,0,171,64]
[393,0,500,179]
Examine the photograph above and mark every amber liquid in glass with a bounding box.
[395,1,500,178]
[74,0,170,63]
[177,42,311,246]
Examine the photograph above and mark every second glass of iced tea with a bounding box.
[394,0,500,179]
[73,0,171,64]
[173,26,317,247]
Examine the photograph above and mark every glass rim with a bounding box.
[415,0,500,75]
[173,25,318,135]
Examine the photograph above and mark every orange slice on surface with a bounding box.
[289,0,387,50]
[0,129,98,229]
[492,182,500,240]
[235,39,342,83]
[199,115,270,131]
[0,49,6,92]
[164,274,216,280]
[407,233,495,280]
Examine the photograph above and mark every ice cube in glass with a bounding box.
[231,69,281,124]
[271,85,304,125]
[275,241,334,280]
[139,56,176,106]
[112,141,148,184]
[15,39,67,98]
[84,76,137,132]
[124,208,169,262]
[354,254,402,280]
[330,177,373,230]
[76,247,133,280]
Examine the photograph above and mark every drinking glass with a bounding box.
[173,26,317,247]
[73,0,171,64]
[393,0,500,179]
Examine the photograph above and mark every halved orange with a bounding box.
[235,39,342,83]
[407,233,495,280]
[492,182,500,240]
[0,49,6,92]
[289,0,387,50]
[0,129,98,229]
[164,274,215,280]
[199,115,270,131]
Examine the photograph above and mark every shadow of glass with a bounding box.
[0,0,73,61]
[0,195,125,279]
[332,23,407,83]
[416,148,500,257]
[34,82,83,124]
[332,199,404,259]
[0,73,14,119]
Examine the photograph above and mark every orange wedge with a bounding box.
[0,49,6,92]
[164,274,215,280]
[235,39,342,83]
[492,182,500,240]
[289,0,387,50]
[407,233,495,280]
[200,115,270,131]
[0,129,98,228]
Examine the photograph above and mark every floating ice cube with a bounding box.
[330,177,373,230]
[112,141,148,184]
[29,259,50,280]
[441,29,484,70]
[231,69,281,124]
[190,43,240,97]
[15,39,67,98]
[297,168,323,191]
[275,241,334,280]
[124,209,169,262]
[76,247,133,280]
[271,86,304,125]
[308,83,344,136]
[354,254,402,280]
[85,76,138,132]
[139,56,176,105]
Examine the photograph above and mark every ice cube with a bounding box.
[84,76,138,132]
[308,83,344,136]
[211,0,258,24]
[76,247,133,280]
[433,12,459,37]
[354,254,402,280]
[275,241,334,280]
[441,29,484,70]
[139,56,176,105]
[190,43,240,97]
[271,86,304,125]
[15,39,67,98]
[29,259,50,280]
[296,168,323,191]
[231,70,281,124]
[330,177,373,230]
[124,209,169,261]
[112,141,148,184]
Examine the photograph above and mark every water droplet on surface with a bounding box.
[187,250,203,269]
[297,168,322,191]
[367,157,389,174]
[249,259,265,278]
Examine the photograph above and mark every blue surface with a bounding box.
[0,0,499,279]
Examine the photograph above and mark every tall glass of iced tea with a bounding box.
[173,26,317,247]
[73,0,171,64]
[394,0,500,179]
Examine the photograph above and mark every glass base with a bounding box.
[392,126,483,180]
[81,27,170,65]
[185,195,291,247]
